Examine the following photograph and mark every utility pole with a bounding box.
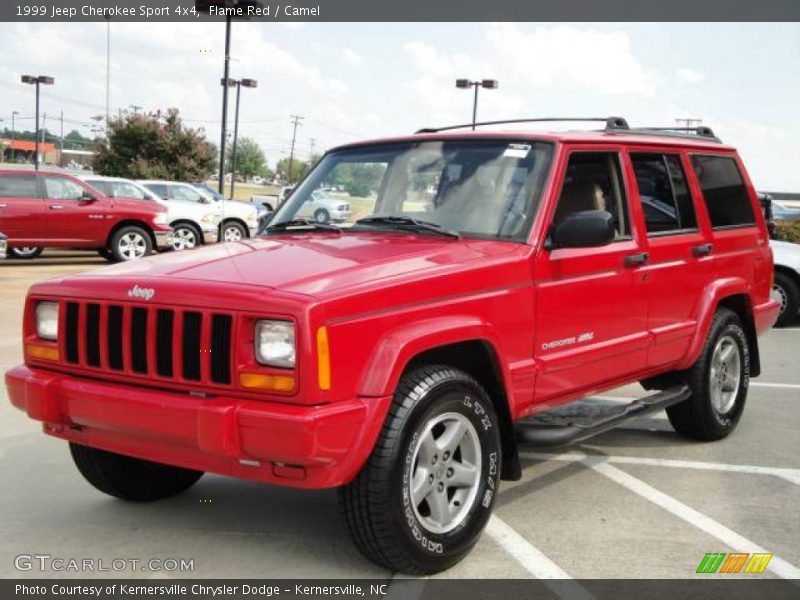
[105,15,111,124]
[59,110,64,167]
[41,113,47,163]
[288,114,304,182]
[675,118,702,130]
[309,138,316,160]
[130,104,142,115]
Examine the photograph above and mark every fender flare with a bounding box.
[678,277,753,370]
[357,315,512,400]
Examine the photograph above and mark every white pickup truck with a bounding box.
[771,240,800,327]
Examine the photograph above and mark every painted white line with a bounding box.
[580,454,800,580]
[751,382,800,390]
[520,451,800,486]
[485,516,596,600]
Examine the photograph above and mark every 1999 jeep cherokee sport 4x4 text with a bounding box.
[6,117,780,574]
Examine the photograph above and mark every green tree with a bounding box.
[226,137,266,179]
[93,108,216,180]
[276,157,310,184]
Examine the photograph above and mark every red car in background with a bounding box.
[0,170,173,261]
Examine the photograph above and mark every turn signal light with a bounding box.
[26,343,60,362]
[239,372,296,392]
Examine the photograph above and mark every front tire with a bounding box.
[172,223,201,250]
[666,308,749,440]
[9,246,43,259]
[314,208,331,223]
[221,221,247,242]
[69,443,203,502]
[339,365,501,574]
[109,226,152,262]
[772,271,799,327]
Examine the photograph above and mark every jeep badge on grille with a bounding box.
[128,285,155,301]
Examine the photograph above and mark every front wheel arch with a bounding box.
[105,220,156,250]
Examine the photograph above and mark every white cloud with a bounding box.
[342,48,365,67]
[677,67,706,84]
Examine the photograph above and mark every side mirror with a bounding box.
[79,191,98,204]
[550,210,615,249]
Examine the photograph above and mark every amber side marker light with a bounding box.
[317,326,331,391]
[26,343,59,362]
[239,372,296,392]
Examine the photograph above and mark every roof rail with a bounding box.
[619,126,720,142]
[415,116,629,134]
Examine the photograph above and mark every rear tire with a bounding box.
[69,443,203,502]
[109,226,152,262]
[666,308,749,441]
[339,365,501,574]
[9,246,43,259]
[772,271,799,328]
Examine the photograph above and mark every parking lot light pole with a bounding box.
[227,78,258,200]
[21,75,54,170]
[456,79,498,130]
[11,111,19,161]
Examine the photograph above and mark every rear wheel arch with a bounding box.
[716,294,760,378]
[171,219,204,244]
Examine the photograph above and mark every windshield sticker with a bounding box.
[503,144,531,159]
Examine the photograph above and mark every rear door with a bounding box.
[628,150,712,367]
[533,147,650,402]
[0,174,45,243]
[41,175,109,246]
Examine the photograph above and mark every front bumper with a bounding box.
[5,365,390,488]
[154,230,175,250]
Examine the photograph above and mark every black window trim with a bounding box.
[688,152,757,231]
[629,150,700,237]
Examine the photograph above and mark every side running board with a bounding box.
[515,385,691,447]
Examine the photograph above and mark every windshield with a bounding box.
[271,139,554,241]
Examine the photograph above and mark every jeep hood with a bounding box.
[86,233,526,298]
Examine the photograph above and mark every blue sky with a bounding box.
[1,22,798,190]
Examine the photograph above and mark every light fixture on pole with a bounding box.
[196,0,263,195]
[21,75,54,170]
[455,79,498,130]
[222,77,258,199]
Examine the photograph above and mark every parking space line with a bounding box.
[520,451,800,486]
[751,382,800,390]
[538,453,800,580]
[485,516,595,599]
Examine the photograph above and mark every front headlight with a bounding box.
[255,320,295,368]
[36,301,59,340]
[153,213,168,226]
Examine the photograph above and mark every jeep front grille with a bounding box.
[63,301,234,387]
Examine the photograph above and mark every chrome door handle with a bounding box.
[49,205,64,210]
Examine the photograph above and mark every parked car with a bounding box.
[771,239,800,327]
[190,181,225,202]
[771,202,800,223]
[80,176,221,250]
[294,190,351,223]
[6,118,779,575]
[0,170,173,261]
[141,180,259,242]
[0,232,6,259]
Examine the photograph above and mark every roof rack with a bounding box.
[415,116,629,134]
[414,117,721,143]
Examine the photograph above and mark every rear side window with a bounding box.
[690,155,755,228]
[144,183,168,198]
[631,153,697,234]
[0,175,38,198]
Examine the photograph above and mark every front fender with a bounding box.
[357,315,509,398]
[677,277,751,370]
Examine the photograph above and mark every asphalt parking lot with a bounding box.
[1,251,798,583]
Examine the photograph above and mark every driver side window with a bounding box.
[43,176,88,201]
[553,152,630,239]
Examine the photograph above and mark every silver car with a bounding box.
[80,176,221,250]
[296,190,351,223]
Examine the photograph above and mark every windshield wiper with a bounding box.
[354,216,461,239]
[265,219,343,234]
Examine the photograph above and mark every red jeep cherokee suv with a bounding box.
[6,118,779,574]
[0,170,173,261]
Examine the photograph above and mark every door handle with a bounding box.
[623,252,649,267]
[692,243,713,257]
[49,205,64,210]
[0,203,7,208]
